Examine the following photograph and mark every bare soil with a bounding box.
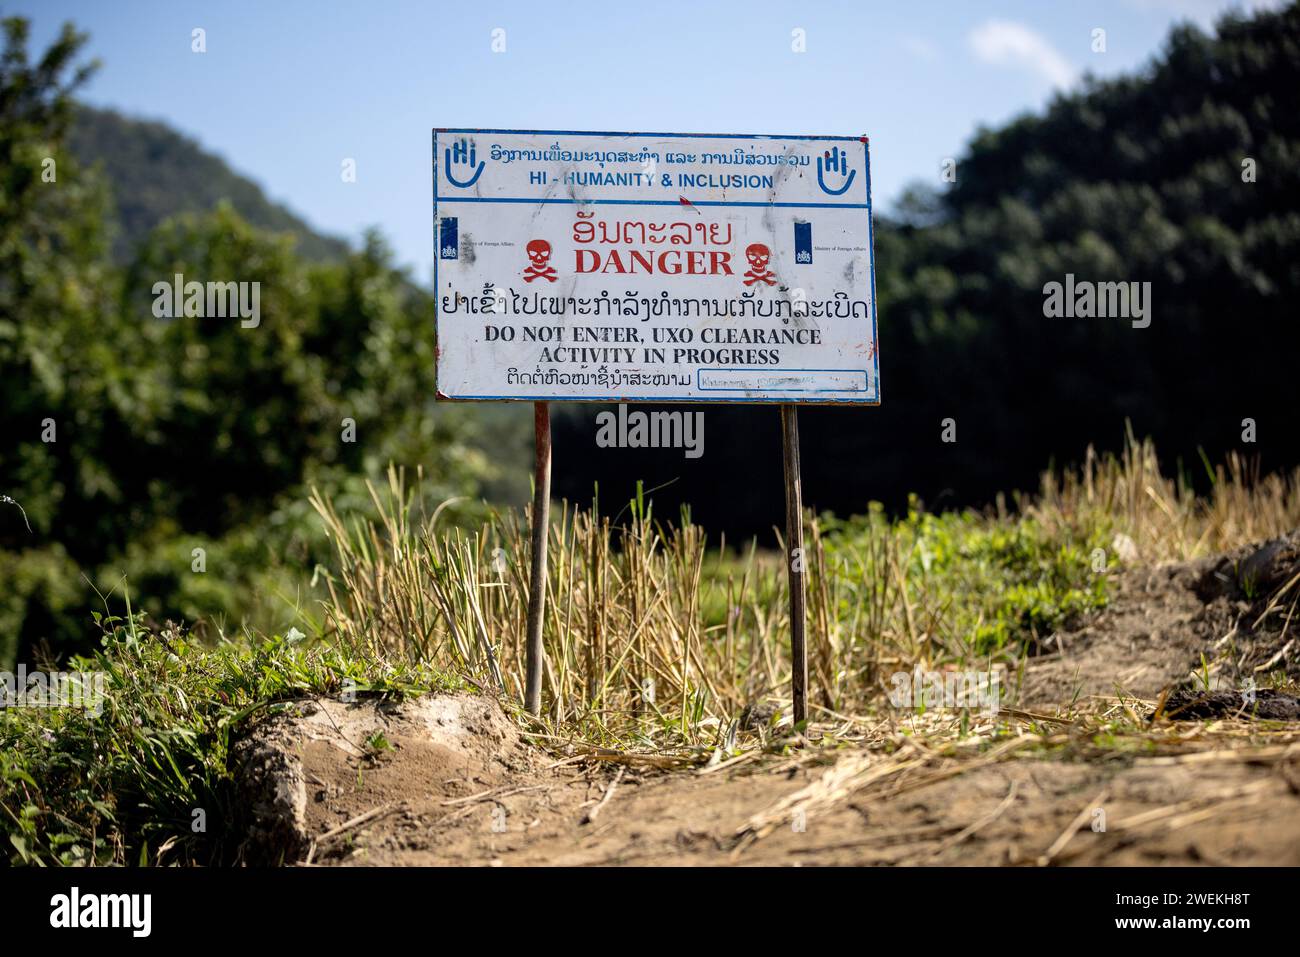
[236,536,1300,867]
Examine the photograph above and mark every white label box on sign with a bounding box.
[433,129,879,404]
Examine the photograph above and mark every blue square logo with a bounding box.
[439,217,459,260]
[794,221,812,264]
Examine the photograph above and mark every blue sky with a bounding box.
[10,0,1284,278]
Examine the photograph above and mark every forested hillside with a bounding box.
[554,5,1300,537]
[69,106,350,263]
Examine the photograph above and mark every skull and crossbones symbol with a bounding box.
[523,239,558,283]
[742,243,776,286]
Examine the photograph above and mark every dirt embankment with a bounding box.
[1025,530,1300,713]
[235,534,1300,867]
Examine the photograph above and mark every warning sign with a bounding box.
[434,129,879,404]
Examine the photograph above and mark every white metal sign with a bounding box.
[433,129,879,404]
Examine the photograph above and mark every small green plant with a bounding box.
[1197,652,1213,692]
[0,596,463,866]
[1237,563,1261,600]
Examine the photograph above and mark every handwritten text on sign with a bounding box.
[433,129,879,404]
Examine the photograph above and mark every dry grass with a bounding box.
[728,692,1300,856]
[308,435,1300,749]
[1031,429,1300,561]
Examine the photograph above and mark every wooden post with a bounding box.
[781,405,807,727]
[524,402,551,716]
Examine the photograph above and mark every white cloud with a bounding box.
[968,20,1077,90]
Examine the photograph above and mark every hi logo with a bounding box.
[444,138,485,188]
[816,146,856,196]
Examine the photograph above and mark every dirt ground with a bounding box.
[236,539,1300,867]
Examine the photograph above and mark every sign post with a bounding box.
[434,128,879,722]
[524,402,550,716]
[781,405,807,726]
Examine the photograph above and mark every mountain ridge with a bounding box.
[69,105,351,264]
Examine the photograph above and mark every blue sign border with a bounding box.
[433,129,880,406]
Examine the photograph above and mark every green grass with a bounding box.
[0,601,465,866]
[819,501,1110,660]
